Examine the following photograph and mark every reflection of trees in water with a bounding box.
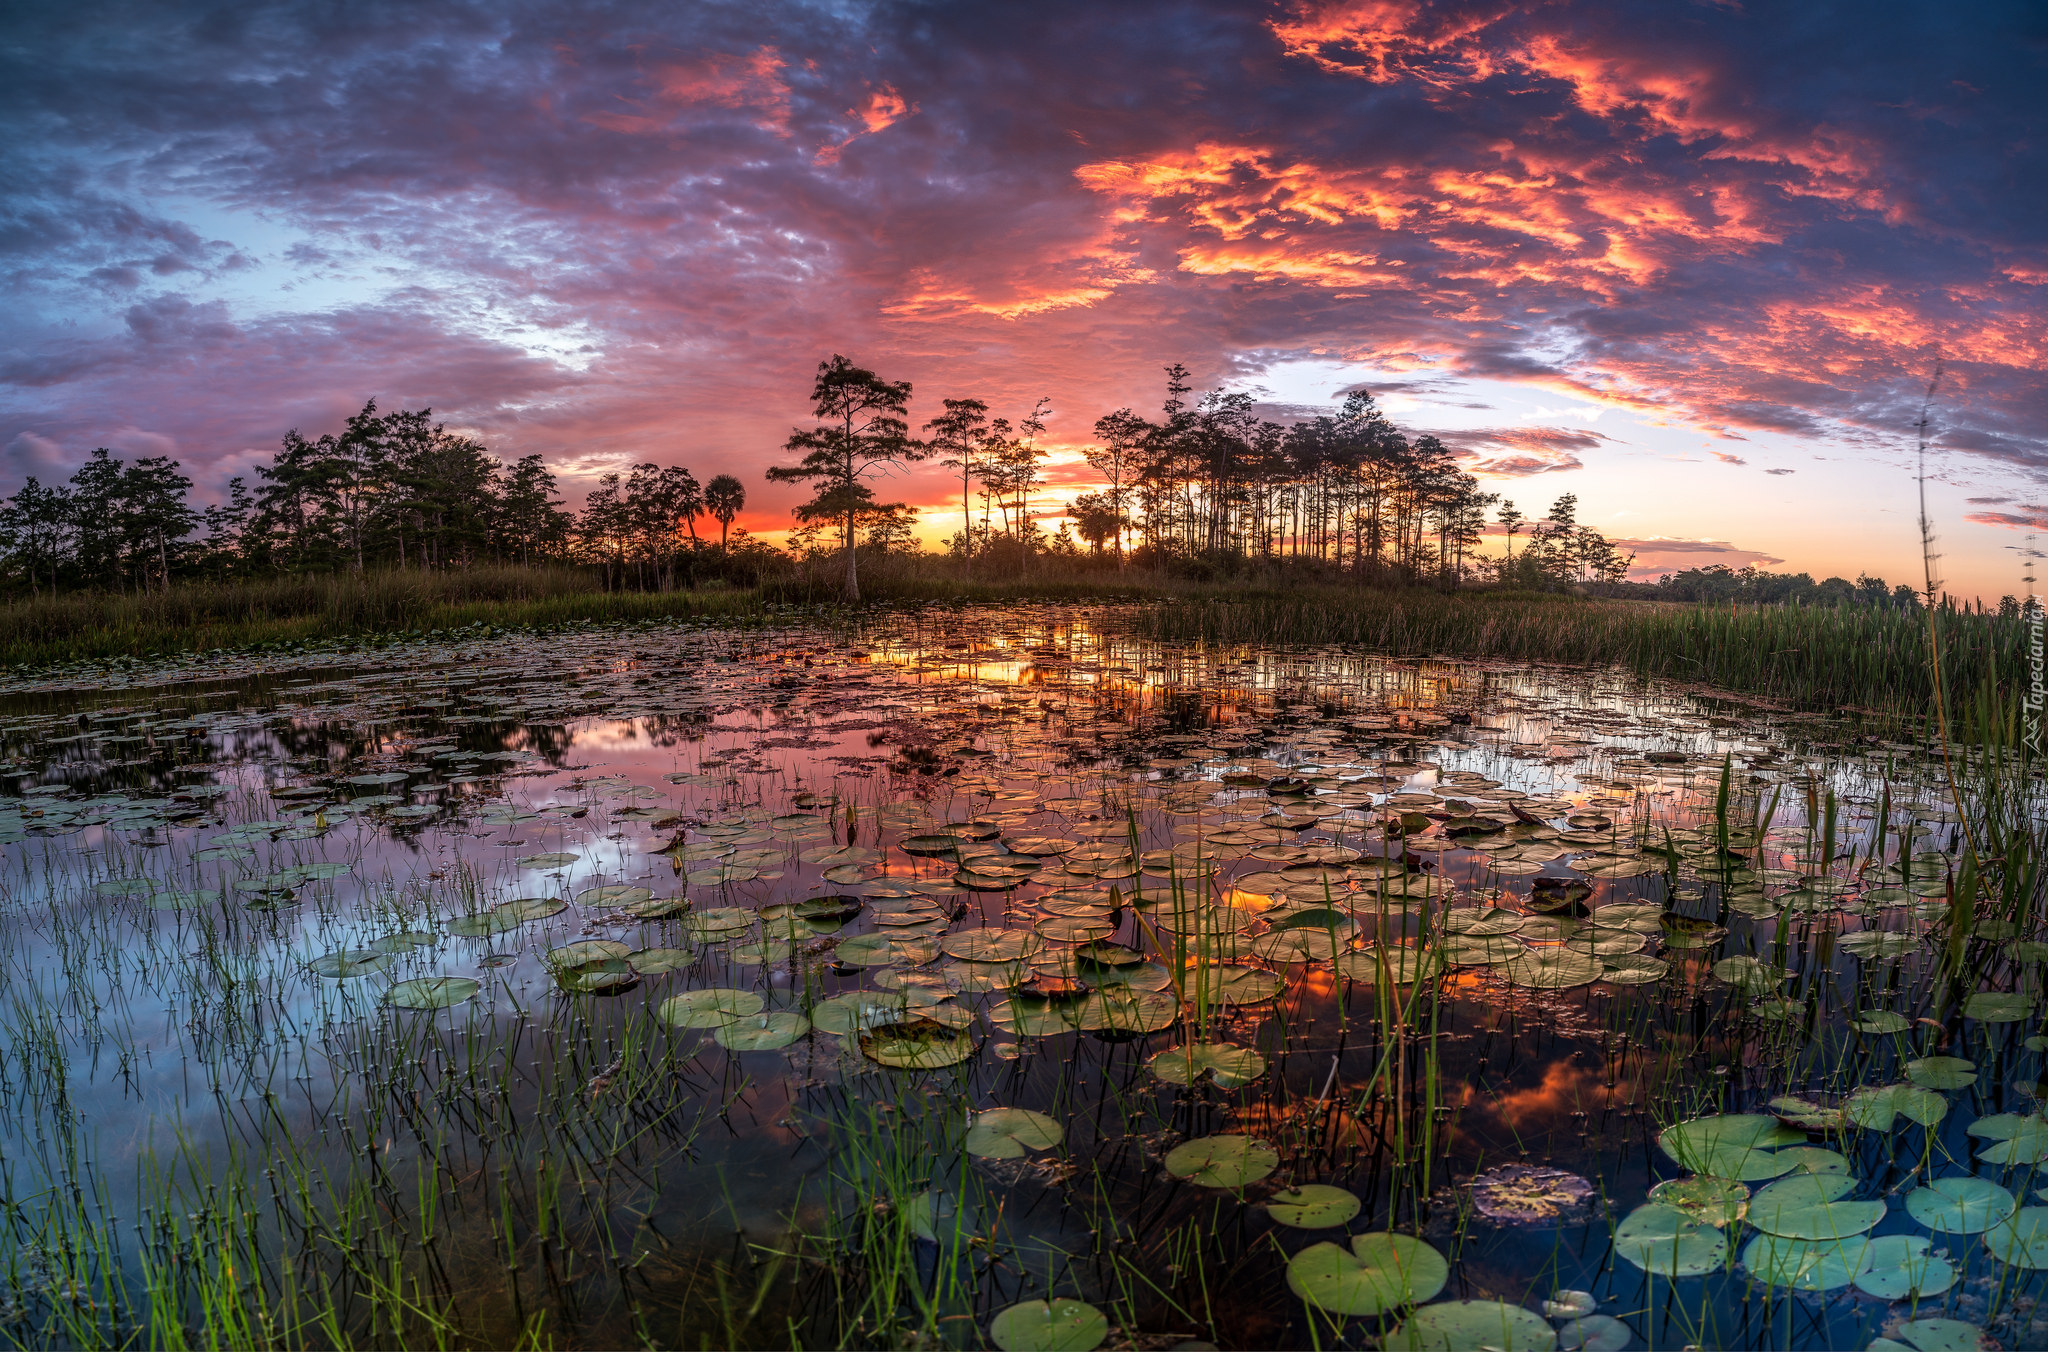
[640,713,713,751]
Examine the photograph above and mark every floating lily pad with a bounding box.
[713,1011,809,1051]
[987,1299,1107,1352]
[1501,949,1605,990]
[1969,1113,2048,1165]
[1148,1042,1266,1089]
[1853,1234,1957,1300]
[1867,1319,1992,1352]
[1983,1206,2048,1268]
[308,949,392,978]
[1163,1134,1278,1188]
[1285,1232,1446,1315]
[575,885,653,908]
[1905,1056,1978,1090]
[629,946,695,974]
[1964,991,2036,1023]
[1658,1114,1807,1180]
[1613,1203,1728,1276]
[1556,1315,1631,1352]
[1852,1010,1912,1034]
[1469,1166,1594,1222]
[1906,1177,2015,1234]
[1648,1176,1749,1227]
[1712,955,1792,993]
[860,1018,973,1069]
[941,930,1044,963]
[384,976,480,1010]
[964,1108,1063,1159]
[1386,1300,1557,1351]
[658,988,761,1029]
[1747,1173,1883,1240]
[518,852,579,868]
[1267,1184,1361,1229]
[1741,1233,1871,1290]
[1847,1083,1948,1131]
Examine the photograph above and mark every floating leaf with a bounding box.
[308,949,392,978]
[1147,1042,1266,1089]
[1386,1300,1557,1351]
[1747,1173,1883,1240]
[1905,1056,1978,1090]
[713,1011,809,1051]
[1867,1319,1992,1352]
[1846,1083,1948,1131]
[1556,1315,1631,1352]
[1163,1134,1278,1188]
[1741,1233,1871,1291]
[1267,1185,1361,1229]
[1612,1203,1727,1276]
[1285,1232,1446,1315]
[1657,1114,1807,1180]
[942,930,1045,963]
[987,1299,1107,1352]
[1982,1206,2048,1268]
[1711,955,1792,994]
[658,988,761,1029]
[964,1108,1063,1159]
[1852,1235,1956,1300]
[1964,991,2036,1023]
[1905,1177,2015,1234]
[860,1018,973,1069]
[1501,949,1605,990]
[1969,1113,2048,1165]
[1647,1176,1749,1227]
[1468,1166,1594,1222]
[1852,1010,1912,1034]
[384,977,480,1010]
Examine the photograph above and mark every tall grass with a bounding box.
[1123,588,2027,716]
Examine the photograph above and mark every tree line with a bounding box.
[769,354,1638,599]
[0,402,758,595]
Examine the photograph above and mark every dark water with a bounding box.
[0,609,2036,1351]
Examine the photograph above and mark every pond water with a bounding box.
[0,607,2040,1351]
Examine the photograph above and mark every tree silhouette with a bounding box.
[704,475,745,549]
[766,354,921,601]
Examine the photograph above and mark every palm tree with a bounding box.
[705,475,745,549]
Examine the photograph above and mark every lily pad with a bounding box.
[1964,991,2036,1023]
[713,1011,809,1051]
[942,930,1045,963]
[1556,1315,1632,1352]
[1148,1042,1266,1089]
[658,988,762,1029]
[1747,1173,1883,1240]
[1268,1185,1361,1229]
[1905,1177,2016,1234]
[1163,1134,1278,1188]
[1982,1206,2048,1268]
[1852,1234,1956,1300]
[1905,1056,1978,1090]
[1847,1083,1948,1131]
[988,1299,1107,1352]
[860,1018,973,1069]
[1386,1300,1557,1351]
[1657,1114,1807,1180]
[1969,1113,2048,1165]
[964,1108,1063,1159]
[384,976,480,1010]
[308,949,393,978]
[1647,1176,1749,1227]
[1867,1319,1991,1352]
[1501,949,1605,990]
[1285,1232,1446,1315]
[1612,1203,1728,1276]
[1741,1233,1871,1290]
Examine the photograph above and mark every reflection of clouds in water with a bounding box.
[1459,1059,1604,1135]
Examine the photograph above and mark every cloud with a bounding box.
[1764,467,1796,475]
[1712,450,1746,464]
[0,0,2039,534]
[1609,535,1787,578]
[1442,425,1609,477]
[1967,508,2048,532]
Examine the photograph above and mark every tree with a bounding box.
[704,474,745,549]
[1498,501,1523,559]
[0,478,73,595]
[766,355,922,601]
[923,398,990,577]
[1069,491,1123,556]
[1087,408,1149,565]
[120,455,199,590]
[499,455,567,564]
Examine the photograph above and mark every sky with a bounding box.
[2,0,2045,596]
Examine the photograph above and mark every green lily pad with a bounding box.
[546,939,630,970]
[964,1108,1063,1159]
[1867,1318,1991,1352]
[1964,991,2036,1023]
[575,885,653,908]
[988,1299,1107,1352]
[1847,1083,1948,1131]
[942,930,1045,963]
[1969,1113,2048,1165]
[1501,949,1605,989]
[1285,1231,1445,1314]
[860,1018,973,1069]
[1163,1134,1278,1188]
[1657,1114,1807,1180]
[1556,1314,1631,1352]
[1600,953,1669,984]
[308,949,393,978]
[1747,1173,1883,1240]
[713,1010,810,1051]
[1982,1206,2048,1267]
[1853,1234,1957,1300]
[1612,1203,1728,1276]
[1268,1185,1361,1229]
[809,990,909,1034]
[837,933,941,967]
[518,852,579,868]
[1711,955,1792,993]
[1905,1177,2016,1234]
[1905,1056,1977,1090]
[1387,1300,1557,1351]
[658,988,762,1029]
[1852,1010,1912,1034]
[1741,1233,1871,1290]
[384,976,480,1010]
[1647,1176,1749,1227]
[629,946,695,974]
[1148,1042,1266,1089]
[553,957,638,993]
[1335,946,1437,984]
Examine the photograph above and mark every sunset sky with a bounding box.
[3,0,2044,596]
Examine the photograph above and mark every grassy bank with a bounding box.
[0,569,2019,720]
[1124,588,2022,715]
